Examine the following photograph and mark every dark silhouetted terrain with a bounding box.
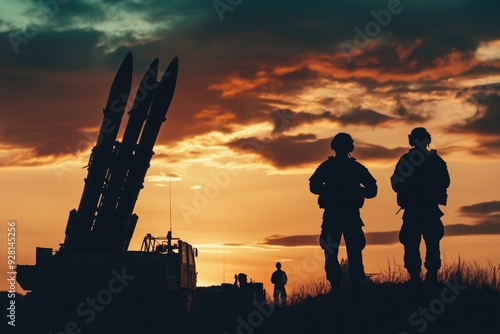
[2,260,499,334]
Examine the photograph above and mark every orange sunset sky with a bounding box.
[1,0,500,295]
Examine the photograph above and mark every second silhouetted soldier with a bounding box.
[271,262,287,306]
[309,133,377,293]
[391,127,450,284]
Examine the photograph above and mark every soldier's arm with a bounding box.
[361,167,377,199]
[439,158,450,189]
[309,165,326,195]
[390,158,405,193]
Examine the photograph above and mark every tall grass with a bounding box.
[438,257,500,290]
[286,278,331,305]
[367,256,500,291]
[284,257,500,305]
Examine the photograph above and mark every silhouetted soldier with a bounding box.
[271,262,287,306]
[391,127,450,285]
[234,273,248,287]
[309,133,377,293]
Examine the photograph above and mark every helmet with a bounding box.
[331,132,354,152]
[408,127,431,147]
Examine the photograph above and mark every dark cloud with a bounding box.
[260,218,500,247]
[483,139,500,149]
[228,133,408,167]
[393,103,429,123]
[271,109,333,135]
[390,85,455,95]
[5,0,500,73]
[459,201,500,215]
[338,107,394,127]
[472,82,500,92]
[2,0,500,166]
[462,66,500,78]
[455,82,500,99]
[0,69,114,162]
[446,219,500,236]
[262,235,318,247]
[453,201,500,236]
[280,67,321,85]
[261,231,400,247]
[227,134,331,168]
[458,94,500,135]
[1,29,105,70]
[352,143,408,161]
[24,0,106,29]
[270,108,396,135]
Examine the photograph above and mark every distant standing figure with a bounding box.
[309,133,377,294]
[271,262,287,306]
[391,127,450,284]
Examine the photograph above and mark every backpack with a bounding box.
[317,157,365,210]
[396,152,448,209]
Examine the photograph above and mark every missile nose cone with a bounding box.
[149,58,159,81]
[145,58,159,83]
[164,57,178,78]
[171,56,179,67]
[116,52,133,81]
[106,52,133,110]
[124,51,133,66]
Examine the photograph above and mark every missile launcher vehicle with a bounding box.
[17,53,197,312]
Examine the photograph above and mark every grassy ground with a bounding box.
[258,258,499,334]
[2,259,499,334]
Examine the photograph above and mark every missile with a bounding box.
[135,57,179,156]
[91,58,159,250]
[62,52,133,252]
[112,57,179,251]
[77,51,133,218]
[117,58,160,168]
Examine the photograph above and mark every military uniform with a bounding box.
[391,143,450,281]
[310,155,377,289]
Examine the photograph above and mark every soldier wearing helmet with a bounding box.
[390,127,450,285]
[309,132,377,294]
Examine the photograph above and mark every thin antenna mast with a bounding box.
[169,174,172,233]
[223,243,225,284]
